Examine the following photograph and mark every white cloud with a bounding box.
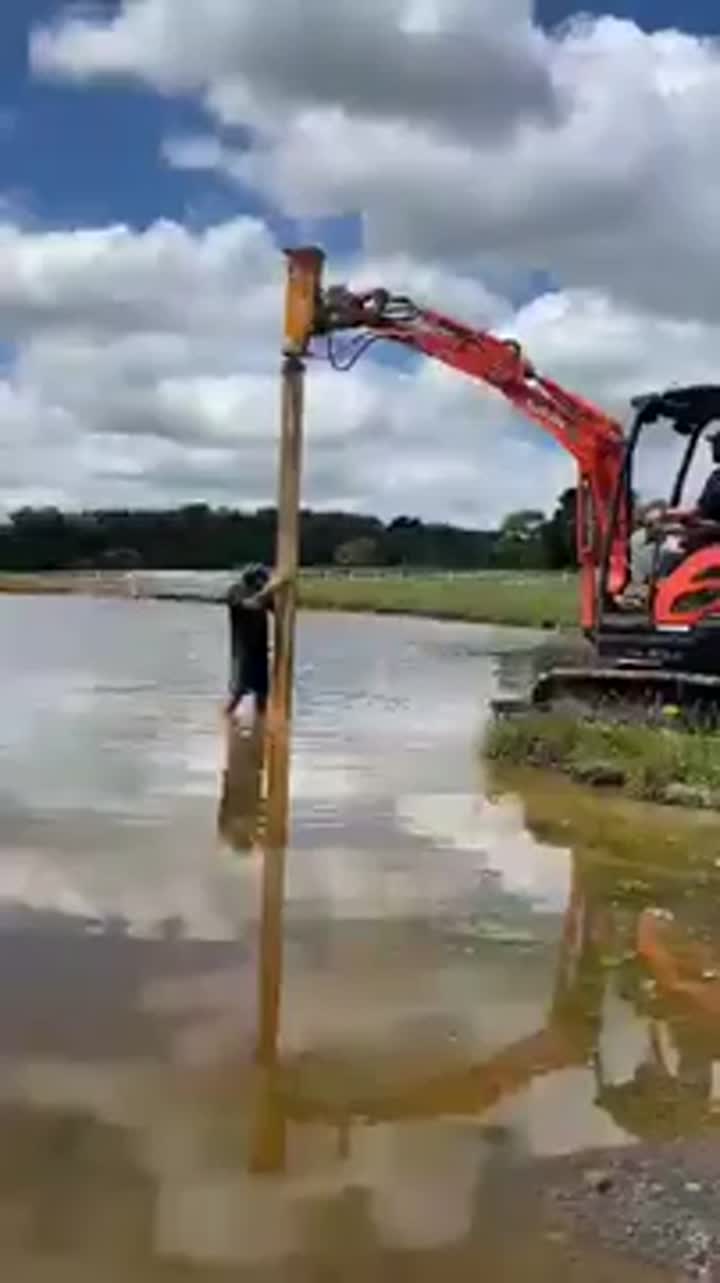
[30,2,720,323]
[1,210,720,518]
[0,217,281,343]
[32,0,555,145]
[19,1,720,517]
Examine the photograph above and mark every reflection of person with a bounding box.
[217,717,265,852]
[224,564,288,721]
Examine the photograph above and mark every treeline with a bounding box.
[0,490,577,572]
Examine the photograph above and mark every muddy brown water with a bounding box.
[1,596,720,1279]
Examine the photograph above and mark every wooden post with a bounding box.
[270,352,305,731]
[264,246,325,851]
[264,353,304,853]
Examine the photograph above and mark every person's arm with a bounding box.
[244,570,293,609]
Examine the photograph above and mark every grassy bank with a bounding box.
[0,572,130,597]
[0,573,79,595]
[298,572,579,628]
[485,711,720,809]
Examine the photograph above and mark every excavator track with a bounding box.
[530,665,720,729]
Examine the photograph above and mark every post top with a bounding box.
[283,245,325,265]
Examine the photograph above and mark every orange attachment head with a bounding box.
[283,246,325,356]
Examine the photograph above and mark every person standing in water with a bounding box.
[224,564,288,722]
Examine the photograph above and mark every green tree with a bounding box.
[542,488,577,569]
[334,536,382,567]
[495,509,547,568]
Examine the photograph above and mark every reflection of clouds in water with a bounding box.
[145,727,221,799]
[0,801,569,939]
[0,1048,489,1264]
[360,1124,484,1250]
[521,1068,633,1157]
[155,1178,301,1267]
[0,851,99,921]
[141,967,256,1069]
[0,673,214,814]
[395,791,571,914]
[0,602,634,1266]
[0,596,224,815]
[291,746,370,803]
[283,844,488,920]
[0,845,255,940]
[0,597,495,839]
[153,1126,484,1263]
[0,839,492,936]
[0,598,570,953]
[598,983,658,1089]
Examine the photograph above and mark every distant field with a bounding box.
[0,568,580,629]
[298,570,579,628]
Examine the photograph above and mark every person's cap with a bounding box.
[241,563,270,592]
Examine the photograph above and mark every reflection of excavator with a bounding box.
[249,781,720,1172]
[283,247,720,715]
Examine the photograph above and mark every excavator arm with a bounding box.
[284,248,630,630]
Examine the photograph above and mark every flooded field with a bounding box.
[1,595,720,1279]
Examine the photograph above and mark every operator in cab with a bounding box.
[655,430,720,577]
[695,430,720,522]
[224,563,288,723]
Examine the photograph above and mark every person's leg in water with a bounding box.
[244,653,270,727]
[224,643,247,718]
[226,631,270,725]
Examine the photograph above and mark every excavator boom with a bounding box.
[284,254,630,629]
[319,286,624,467]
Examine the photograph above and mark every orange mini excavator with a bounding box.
[283,247,720,720]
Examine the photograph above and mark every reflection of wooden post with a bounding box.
[249,832,287,1173]
[217,719,265,853]
[249,758,290,1174]
[256,831,287,1067]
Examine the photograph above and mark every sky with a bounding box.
[1,0,720,524]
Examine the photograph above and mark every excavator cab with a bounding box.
[596,385,720,683]
[539,385,720,717]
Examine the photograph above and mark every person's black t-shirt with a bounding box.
[227,583,270,702]
[697,468,720,521]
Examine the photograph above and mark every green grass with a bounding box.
[298,571,579,629]
[484,711,720,807]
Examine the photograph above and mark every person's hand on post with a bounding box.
[243,569,293,610]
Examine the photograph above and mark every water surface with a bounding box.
[0,596,718,1279]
